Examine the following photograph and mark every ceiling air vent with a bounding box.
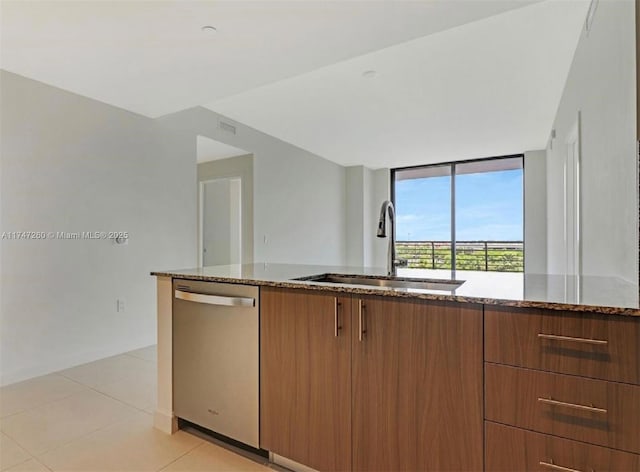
[219,121,237,135]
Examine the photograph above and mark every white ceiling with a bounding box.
[205,0,590,168]
[1,0,588,169]
[197,135,249,163]
[0,0,539,118]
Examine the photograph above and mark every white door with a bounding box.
[201,178,242,267]
[564,116,581,276]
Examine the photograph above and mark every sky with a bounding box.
[395,169,523,241]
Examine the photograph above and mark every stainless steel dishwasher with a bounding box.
[172,279,259,448]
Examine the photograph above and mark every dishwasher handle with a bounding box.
[174,290,255,307]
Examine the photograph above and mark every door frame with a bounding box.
[564,112,581,277]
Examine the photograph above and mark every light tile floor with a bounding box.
[0,346,271,472]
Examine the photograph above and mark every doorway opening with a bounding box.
[200,177,242,266]
[196,135,253,268]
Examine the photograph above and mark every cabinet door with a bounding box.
[260,288,351,471]
[352,297,483,472]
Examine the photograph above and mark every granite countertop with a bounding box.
[151,263,640,316]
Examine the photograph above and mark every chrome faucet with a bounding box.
[377,200,407,276]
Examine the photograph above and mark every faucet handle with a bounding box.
[394,259,408,268]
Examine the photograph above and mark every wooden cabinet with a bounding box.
[351,297,484,472]
[486,422,640,472]
[260,289,484,472]
[261,290,639,471]
[260,288,352,471]
[485,306,640,384]
[485,307,640,471]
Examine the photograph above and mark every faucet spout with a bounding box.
[376,200,406,276]
[377,201,390,238]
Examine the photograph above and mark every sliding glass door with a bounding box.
[394,165,452,269]
[393,156,523,273]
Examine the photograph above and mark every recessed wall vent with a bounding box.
[219,121,237,135]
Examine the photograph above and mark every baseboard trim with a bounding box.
[154,409,178,434]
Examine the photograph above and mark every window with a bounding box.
[392,156,523,272]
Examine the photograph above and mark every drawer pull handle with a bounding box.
[538,333,608,345]
[539,460,582,472]
[538,397,607,414]
[334,298,342,337]
[358,300,366,341]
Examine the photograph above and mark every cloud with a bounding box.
[397,214,423,223]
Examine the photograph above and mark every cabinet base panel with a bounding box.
[270,453,320,472]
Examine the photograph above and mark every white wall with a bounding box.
[0,71,197,385]
[1,76,348,385]
[524,150,547,274]
[345,167,366,266]
[161,107,347,266]
[345,166,390,269]
[546,0,638,283]
[370,168,391,268]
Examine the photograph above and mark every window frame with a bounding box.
[390,153,525,272]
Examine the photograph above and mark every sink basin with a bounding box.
[294,273,465,291]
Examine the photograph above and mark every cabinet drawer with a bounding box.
[486,421,640,472]
[485,306,640,384]
[485,364,640,454]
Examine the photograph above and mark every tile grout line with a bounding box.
[2,351,157,469]
[21,456,54,472]
[154,441,206,472]
[48,374,149,414]
[122,345,157,364]
[4,389,138,460]
[54,364,157,415]
[1,459,29,472]
[0,433,35,472]
[7,360,156,419]
[0,427,38,464]
[33,410,147,468]
[81,384,156,417]
[0,374,89,421]
[26,376,156,465]
[124,353,157,364]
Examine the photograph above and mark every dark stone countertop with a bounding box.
[152,263,640,316]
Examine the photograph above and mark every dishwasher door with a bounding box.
[172,279,259,448]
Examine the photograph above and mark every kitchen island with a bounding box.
[153,263,640,315]
[152,263,640,472]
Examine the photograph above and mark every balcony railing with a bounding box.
[396,240,524,272]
